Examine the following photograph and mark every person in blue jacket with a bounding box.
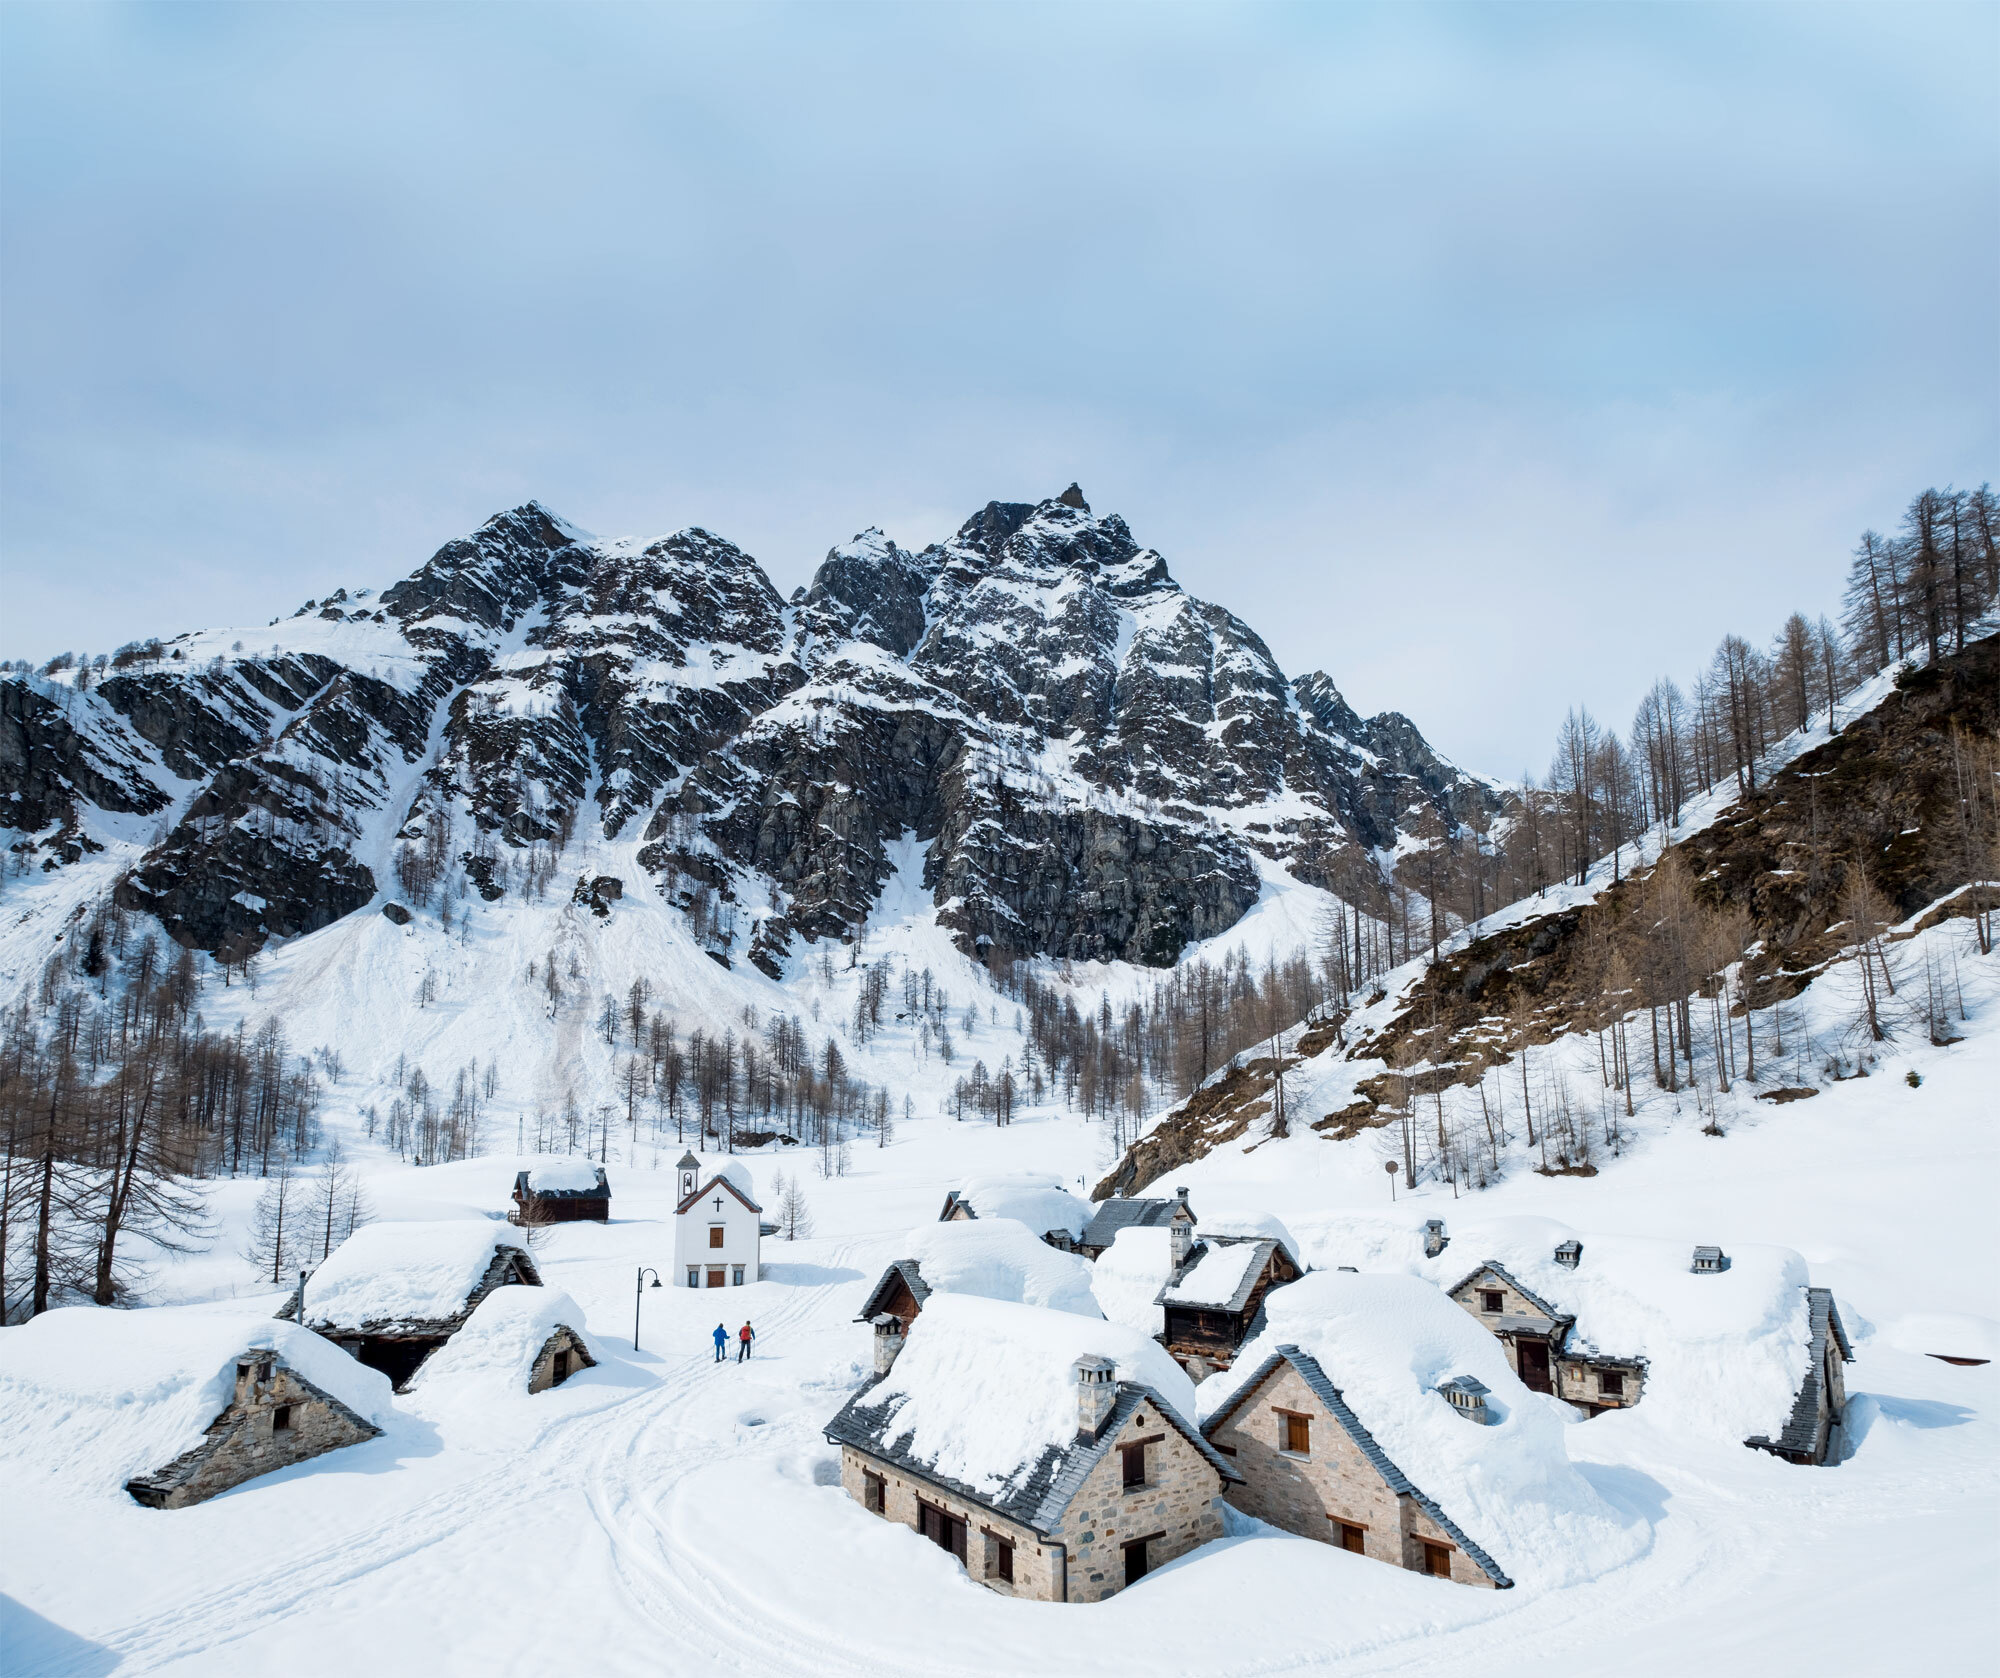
[712,1322,728,1363]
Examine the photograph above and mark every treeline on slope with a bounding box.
[1355,483,1999,965]
[1103,631,1999,1201]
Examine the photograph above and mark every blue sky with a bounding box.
[2,2,1994,773]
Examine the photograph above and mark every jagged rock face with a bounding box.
[4,493,1498,968]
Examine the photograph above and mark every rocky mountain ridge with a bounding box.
[3,489,1501,974]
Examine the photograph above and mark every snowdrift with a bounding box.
[894,1217,1101,1317]
[1199,1272,1647,1589]
[1090,1225,1176,1335]
[1195,1208,1302,1268]
[0,1304,393,1496]
[862,1294,1197,1502]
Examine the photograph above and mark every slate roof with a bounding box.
[1081,1193,1189,1251]
[854,1259,932,1322]
[824,1377,1240,1537]
[1444,1260,1567,1324]
[1202,1343,1514,1588]
[1746,1287,1852,1461]
[1155,1238,1281,1317]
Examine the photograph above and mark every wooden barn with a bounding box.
[511,1160,611,1224]
[1153,1233,1302,1381]
[283,1221,544,1389]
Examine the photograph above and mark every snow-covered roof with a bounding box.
[519,1158,608,1197]
[1090,1225,1176,1336]
[0,1305,393,1494]
[412,1287,595,1391]
[864,1218,1102,1321]
[824,1295,1228,1535]
[1199,1273,1645,1590]
[944,1175,1091,1242]
[1411,1216,1816,1444]
[1195,1209,1302,1269]
[300,1220,537,1334]
[1158,1239,1273,1313]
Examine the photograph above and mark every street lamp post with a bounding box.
[634,1266,662,1351]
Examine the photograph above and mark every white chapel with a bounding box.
[673,1153,774,1289]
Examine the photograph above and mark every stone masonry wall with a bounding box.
[1051,1399,1227,1604]
[839,1446,1059,1601]
[1209,1362,1497,1588]
[133,1359,377,1509]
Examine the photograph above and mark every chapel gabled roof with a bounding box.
[677,1172,763,1217]
[824,1377,1239,1537]
[1202,1343,1513,1588]
[854,1259,932,1322]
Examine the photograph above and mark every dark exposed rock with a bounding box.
[381,902,413,925]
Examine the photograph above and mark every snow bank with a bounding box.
[1199,1273,1645,1589]
[303,1220,531,1331]
[865,1295,1197,1500]
[1091,1226,1176,1335]
[1408,1216,1814,1445]
[412,1287,594,1391]
[948,1174,1092,1242]
[524,1158,605,1195]
[897,1217,1101,1317]
[1161,1240,1264,1308]
[1195,1208,1302,1268]
[0,1304,392,1495]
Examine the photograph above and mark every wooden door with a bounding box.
[707,1268,725,1289]
[1516,1338,1553,1392]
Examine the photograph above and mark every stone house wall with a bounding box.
[1207,1362,1497,1588]
[127,1356,378,1510]
[528,1326,595,1394]
[1448,1270,1556,1333]
[1049,1400,1228,1603]
[1556,1354,1644,1412]
[838,1446,1059,1600]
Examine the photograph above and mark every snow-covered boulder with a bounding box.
[942,1175,1091,1245]
[886,1217,1101,1318]
[412,1286,596,1393]
[1199,1272,1646,1589]
[0,1304,393,1497]
[1091,1225,1176,1336]
[298,1219,538,1335]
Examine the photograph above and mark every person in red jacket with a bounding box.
[737,1321,755,1362]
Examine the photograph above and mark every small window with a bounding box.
[709,1225,726,1250]
[686,1267,699,1288]
[271,1404,293,1433]
[732,1266,745,1286]
[1331,1519,1366,1554]
[1121,1442,1146,1488]
[993,1537,1015,1583]
[1480,1289,1504,1314]
[1422,1540,1452,1578]
[1597,1369,1625,1397]
[1282,1412,1311,1455]
[863,1471,885,1514]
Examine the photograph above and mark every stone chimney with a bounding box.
[1438,1375,1492,1424]
[1691,1246,1728,1274]
[872,1313,906,1376]
[1422,1219,1449,1258]
[1170,1212,1195,1270]
[1074,1354,1118,1435]
[1555,1239,1582,1270]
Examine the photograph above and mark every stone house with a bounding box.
[1747,1287,1854,1465]
[1153,1232,1301,1381]
[1079,1186,1195,1260]
[410,1283,598,1395]
[510,1160,611,1225]
[283,1220,544,1389]
[127,1342,385,1509]
[1202,1343,1511,1588]
[673,1153,778,1288]
[824,1294,1240,1602]
[1444,1259,1645,1413]
[938,1175,1092,1253]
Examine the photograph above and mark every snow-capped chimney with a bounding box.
[1422,1220,1449,1259]
[1555,1239,1582,1270]
[871,1313,906,1376]
[1438,1375,1491,1424]
[1691,1246,1729,1274]
[1074,1354,1118,1435]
